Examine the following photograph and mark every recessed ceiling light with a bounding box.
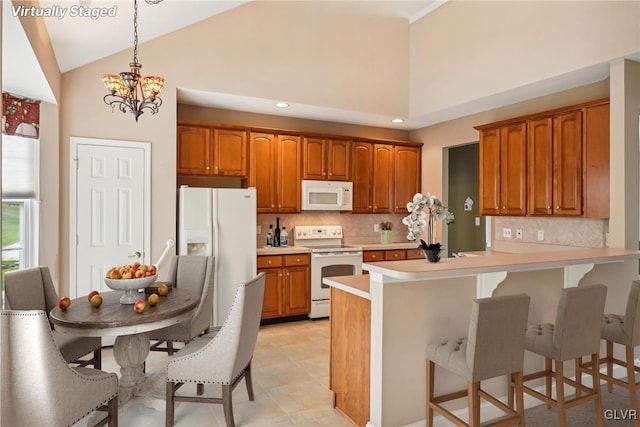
[391,118,405,123]
[275,102,289,108]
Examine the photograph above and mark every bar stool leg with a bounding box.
[545,358,553,409]
[606,340,614,393]
[507,372,514,410]
[591,353,604,427]
[623,346,640,427]
[575,357,582,398]
[426,360,435,427]
[555,360,567,427]
[468,381,481,427]
[514,371,526,427]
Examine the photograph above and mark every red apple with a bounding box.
[148,265,157,275]
[147,293,159,306]
[134,269,145,278]
[58,296,71,311]
[109,269,121,279]
[157,284,169,296]
[87,290,100,302]
[133,299,146,313]
[122,270,133,280]
[90,294,103,308]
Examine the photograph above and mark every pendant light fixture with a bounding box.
[101,0,164,121]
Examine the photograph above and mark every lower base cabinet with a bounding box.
[330,286,370,427]
[258,254,310,319]
[362,248,424,273]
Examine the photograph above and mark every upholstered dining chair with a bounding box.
[524,284,607,427]
[426,293,531,427]
[165,272,266,427]
[149,255,215,355]
[1,310,118,426]
[578,280,640,425]
[4,265,102,368]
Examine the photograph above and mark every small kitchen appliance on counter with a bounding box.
[294,225,363,318]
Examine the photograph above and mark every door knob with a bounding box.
[128,251,141,258]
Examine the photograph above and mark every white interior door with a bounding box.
[70,138,150,299]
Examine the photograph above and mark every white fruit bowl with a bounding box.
[104,275,158,304]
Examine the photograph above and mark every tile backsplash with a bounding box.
[493,216,608,248]
[257,213,409,247]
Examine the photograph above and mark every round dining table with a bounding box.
[50,288,199,405]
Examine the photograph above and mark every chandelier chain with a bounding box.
[133,0,138,63]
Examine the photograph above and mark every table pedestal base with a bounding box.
[114,332,150,405]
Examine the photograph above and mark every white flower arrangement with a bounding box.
[402,193,455,245]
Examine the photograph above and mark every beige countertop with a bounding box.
[257,245,312,255]
[324,275,371,300]
[362,247,640,281]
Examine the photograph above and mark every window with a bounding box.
[2,134,39,288]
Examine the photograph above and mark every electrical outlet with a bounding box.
[502,228,512,238]
[516,228,523,239]
[374,223,380,233]
[537,230,544,241]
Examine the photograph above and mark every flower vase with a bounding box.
[380,230,393,244]
[423,248,441,263]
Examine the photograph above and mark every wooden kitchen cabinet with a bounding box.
[352,142,374,213]
[393,145,421,213]
[528,110,583,216]
[553,110,583,216]
[249,132,301,213]
[362,248,423,273]
[583,102,610,219]
[477,98,609,219]
[177,125,211,175]
[302,137,351,181]
[478,122,527,216]
[258,254,310,319]
[177,125,247,177]
[352,142,394,213]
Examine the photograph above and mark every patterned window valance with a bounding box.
[2,92,40,139]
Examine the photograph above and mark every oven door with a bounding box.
[310,251,362,318]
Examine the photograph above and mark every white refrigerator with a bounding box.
[178,186,257,327]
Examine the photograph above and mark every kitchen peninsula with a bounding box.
[325,248,640,427]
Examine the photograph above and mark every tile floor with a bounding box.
[78,319,353,427]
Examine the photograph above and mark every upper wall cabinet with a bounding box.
[478,123,527,216]
[302,138,351,181]
[393,145,421,213]
[351,142,397,213]
[583,103,610,219]
[177,125,247,177]
[249,132,301,213]
[476,98,610,218]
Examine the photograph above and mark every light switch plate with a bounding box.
[537,230,544,241]
[502,228,512,238]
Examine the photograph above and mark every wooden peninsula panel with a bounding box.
[330,285,370,427]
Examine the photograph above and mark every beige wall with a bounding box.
[410,1,640,119]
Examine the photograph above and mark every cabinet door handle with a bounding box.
[214,166,219,170]
[502,206,506,210]
[556,205,560,209]
[206,166,210,170]
[286,272,290,276]
[394,254,398,257]
[495,206,499,209]
[271,205,275,208]
[279,273,283,277]
[296,258,300,262]
[268,260,272,264]
[547,206,551,209]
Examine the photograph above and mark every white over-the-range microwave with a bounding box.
[301,180,353,211]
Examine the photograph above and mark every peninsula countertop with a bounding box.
[362,247,640,281]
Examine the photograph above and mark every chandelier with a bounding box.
[101,0,164,121]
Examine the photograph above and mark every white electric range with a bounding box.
[294,225,363,318]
